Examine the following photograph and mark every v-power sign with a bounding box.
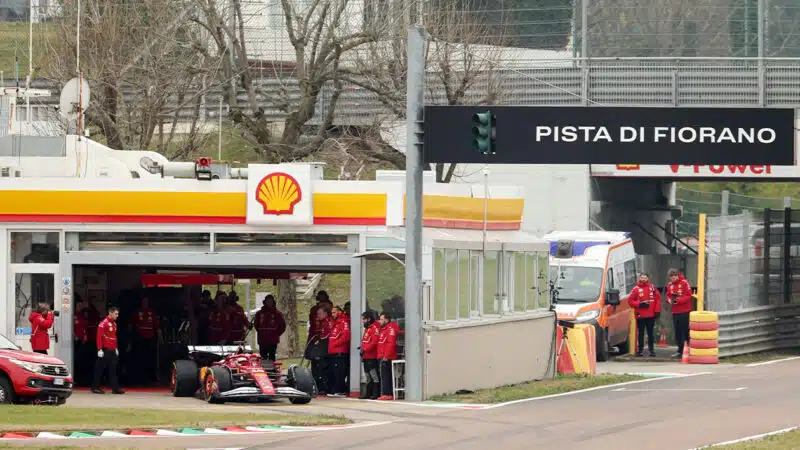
[424,106,795,165]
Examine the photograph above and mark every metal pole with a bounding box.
[218,95,223,160]
[580,0,588,61]
[757,0,765,58]
[721,190,730,216]
[696,213,707,311]
[404,25,425,402]
[26,0,32,125]
[76,0,80,75]
[482,165,488,254]
[720,190,729,260]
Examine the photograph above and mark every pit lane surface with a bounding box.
[5,359,799,450]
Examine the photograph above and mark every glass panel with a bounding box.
[526,252,538,310]
[366,259,405,335]
[15,273,55,335]
[483,251,499,315]
[514,252,526,312]
[470,252,481,316]
[537,252,550,310]
[433,248,446,322]
[10,232,60,264]
[458,250,471,320]
[445,249,459,321]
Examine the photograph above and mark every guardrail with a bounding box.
[717,304,800,357]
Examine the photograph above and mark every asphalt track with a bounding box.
[5,359,800,449]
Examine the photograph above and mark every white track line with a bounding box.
[746,356,800,367]
[613,387,746,392]
[689,426,799,449]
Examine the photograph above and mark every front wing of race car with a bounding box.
[215,386,311,400]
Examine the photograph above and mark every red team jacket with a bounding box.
[208,308,230,343]
[254,307,286,345]
[133,308,160,340]
[228,304,249,342]
[666,274,693,314]
[28,311,54,351]
[82,307,101,343]
[308,301,332,341]
[74,312,88,343]
[361,322,381,359]
[377,321,400,360]
[628,281,662,319]
[96,317,118,350]
[328,315,351,354]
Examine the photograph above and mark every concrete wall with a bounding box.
[423,311,556,398]
[454,164,591,235]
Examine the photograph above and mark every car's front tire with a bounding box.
[0,376,15,404]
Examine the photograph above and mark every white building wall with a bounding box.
[452,164,591,236]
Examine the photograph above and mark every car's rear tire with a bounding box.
[287,365,316,404]
[171,360,199,397]
[205,366,232,404]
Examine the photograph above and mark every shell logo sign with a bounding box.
[255,172,302,215]
[246,164,313,225]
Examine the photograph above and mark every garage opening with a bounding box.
[70,265,353,389]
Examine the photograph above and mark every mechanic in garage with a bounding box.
[131,296,161,383]
[92,306,125,395]
[327,305,351,397]
[208,292,231,344]
[254,294,286,361]
[666,268,694,358]
[377,312,399,401]
[29,302,55,355]
[307,304,332,394]
[628,273,662,358]
[227,291,249,343]
[359,310,381,400]
[75,294,100,385]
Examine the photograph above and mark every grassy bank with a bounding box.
[429,373,644,404]
[0,406,349,433]
[716,429,800,449]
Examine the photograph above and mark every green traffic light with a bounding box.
[471,110,494,154]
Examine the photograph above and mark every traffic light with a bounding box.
[471,110,496,155]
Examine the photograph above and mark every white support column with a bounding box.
[348,234,364,396]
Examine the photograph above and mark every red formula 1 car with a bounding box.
[169,344,316,404]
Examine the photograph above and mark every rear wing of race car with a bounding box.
[186,345,254,355]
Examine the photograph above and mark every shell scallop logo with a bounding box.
[255,172,302,215]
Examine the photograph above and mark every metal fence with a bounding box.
[708,208,800,356]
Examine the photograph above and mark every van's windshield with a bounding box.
[550,266,604,303]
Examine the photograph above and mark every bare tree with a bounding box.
[46,0,215,153]
[276,279,299,359]
[343,0,505,182]
[192,0,379,163]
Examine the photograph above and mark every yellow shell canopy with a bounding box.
[256,173,301,214]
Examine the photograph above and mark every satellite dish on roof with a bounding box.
[59,77,90,123]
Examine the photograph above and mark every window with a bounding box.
[10,232,59,264]
[433,248,446,321]
[470,251,481,317]
[445,249,459,321]
[624,259,637,292]
[550,266,603,303]
[15,273,55,334]
[458,250,471,319]
[606,268,615,289]
[513,252,526,312]
[536,252,549,310]
[482,251,499,315]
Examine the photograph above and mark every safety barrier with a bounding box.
[717,304,800,358]
[556,324,597,375]
[688,311,719,364]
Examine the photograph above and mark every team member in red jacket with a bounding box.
[308,306,332,394]
[628,273,662,358]
[29,303,54,355]
[308,291,333,342]
[254,295,286,361]
[132,296,161,383]
[207,293,230,344]
[359,310,381,399]
[376,312,399,400]
[92,306,124,395]
[227,291,249,343]
[667,268,694,358]
[327,306,351,397]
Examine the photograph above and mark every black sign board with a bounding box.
[423,106,796,165]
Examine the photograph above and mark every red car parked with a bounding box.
[0,333,73,405]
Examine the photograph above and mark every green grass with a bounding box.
[715,429,800,449]
[428,373,644,404]
[0,21,55,77]
[720,348,800,365]
[0,407,349,433]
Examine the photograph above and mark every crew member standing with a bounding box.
[77,295,100,385]
[207,293,230,345]
[132,297,161,383]
[327,306,350,397]
[628,273,661,358]
[73,300,87,384]
[376,312,399,401]
[92,306,124,395]
[29,302,54,355]
[307,306,331,394]
[308,291,333,342]
[666,268,694,358]
[254,295,286,361]
[227,292,249,343]
[359,310,381,400]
